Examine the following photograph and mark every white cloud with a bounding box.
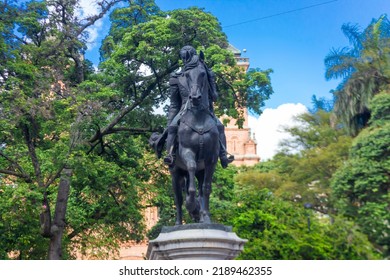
[76,0,104,49]
[78,0,100,17]
[249,103,308,161]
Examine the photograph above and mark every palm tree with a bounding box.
[325,15,390,135]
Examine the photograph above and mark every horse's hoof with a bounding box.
[163,155,175,167]
[186,198,196,212]
[203,215,211,224]
[200,211,211,224]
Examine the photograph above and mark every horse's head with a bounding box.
[186,60,209,108]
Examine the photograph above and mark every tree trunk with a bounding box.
[48,168,72,260]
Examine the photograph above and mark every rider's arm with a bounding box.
[167,77,181,125]
[207,68,218,102]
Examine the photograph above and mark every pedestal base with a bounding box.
[146,223,246,260]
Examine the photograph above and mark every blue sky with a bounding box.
[155,0,389,109]
[85,0,389,109]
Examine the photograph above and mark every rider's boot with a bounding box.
[163,126,178,166]
[218,125,234,168]
[220,149,234,169]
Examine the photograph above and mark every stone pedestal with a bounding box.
[146,223,246,260]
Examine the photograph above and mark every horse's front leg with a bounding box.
[183,152,197,213]
[195,170,205,223]
[201,164,216,224]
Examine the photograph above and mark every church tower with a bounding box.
[221,45,260,166]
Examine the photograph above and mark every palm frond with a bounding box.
[341,23,363,51]
[326,15,390,135]
[324,47,356,80]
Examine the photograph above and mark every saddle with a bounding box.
[180,107,217,135]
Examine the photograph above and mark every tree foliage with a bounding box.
[212,108,380,259]
[231,188,378,260]
[238,110,352,214]
[0,0,148,259]
[331,92,390,257]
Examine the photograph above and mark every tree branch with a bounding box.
[88,64,178,144]
[22,122,44,188]
[217,73,239,102]
[108,189,120,207]
[44,166,65,189]
[0,151,32,182]
[106,127,155,134]
[77,0,124,36]
[0,169,31,182]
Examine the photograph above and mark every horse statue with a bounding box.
[148,47,224,224]
[169,55,220,224]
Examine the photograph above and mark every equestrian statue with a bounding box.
[149,46,234,224]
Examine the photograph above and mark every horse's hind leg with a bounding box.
[171,170,183,225]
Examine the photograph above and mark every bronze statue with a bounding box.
[150,46,234,224]
[165,46,233,168]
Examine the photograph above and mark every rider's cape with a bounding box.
[148,129,167,159]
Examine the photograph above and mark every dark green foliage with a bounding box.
[209,164,237,224]
[232,188,379,260]
[255,110,353,214]
[0,182,47,259]
[331,92,390,257]
[211,108,380,259]
[0,0,150,259]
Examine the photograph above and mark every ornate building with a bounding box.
[222,44,260,166]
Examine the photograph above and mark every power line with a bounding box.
[223,0,338,28]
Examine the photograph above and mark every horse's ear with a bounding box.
[199,50,205,61]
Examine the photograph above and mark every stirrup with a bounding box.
[163,154,175,166]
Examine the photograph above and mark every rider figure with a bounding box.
[163,45,234,168]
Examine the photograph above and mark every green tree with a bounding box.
[325,15,390,135]
[228,105,385,259]
[0,0,148,260]
[239,110,352,214]
[331,92,390,257]
[232,186,379,260]
[99,5,273,127]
